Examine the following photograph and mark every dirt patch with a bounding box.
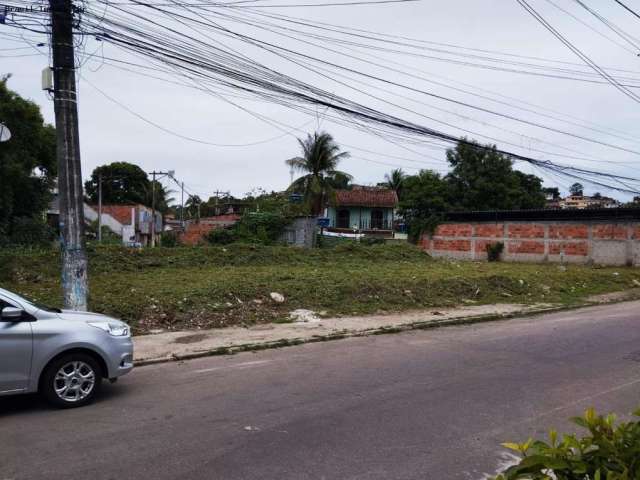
[587,288,640,304]
[172,333,209,344]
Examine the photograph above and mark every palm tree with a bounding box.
[384,168,405,198]
[286,131,352,215]
[185,195,202,219]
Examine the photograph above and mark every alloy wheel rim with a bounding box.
[54,361,96,402]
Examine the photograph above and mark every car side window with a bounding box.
[0,299,17,310]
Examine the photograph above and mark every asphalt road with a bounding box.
[2,301,640,480]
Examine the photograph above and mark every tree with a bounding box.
[512,171,546,210]
[445,139,545,211]
[185,195,202,219]
[85,162,149,205]
[286,131,352,215]
[569,182,584,196]
[0,75,57,243]
[384,169,406,198]
[84,162,173,213]
[398,169,451,241]
[542,187,560,200]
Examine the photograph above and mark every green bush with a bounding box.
[486,242,505,262]
[493,407,640,480]
[160,231,181,248]
[206,228,236,245]
[206,212,290,245]
[0,217,54,247]
[360,236,385,246]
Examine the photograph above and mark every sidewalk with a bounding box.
[133,302,559,365]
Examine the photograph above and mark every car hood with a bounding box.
[57,310,123,324]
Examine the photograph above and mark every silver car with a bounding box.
[0,288,133,408]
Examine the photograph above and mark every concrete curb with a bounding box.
[135,302,596,367]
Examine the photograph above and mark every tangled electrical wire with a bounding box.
[2,0,640,194]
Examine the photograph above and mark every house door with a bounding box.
[337,209,350,228]
[371,209,384,229]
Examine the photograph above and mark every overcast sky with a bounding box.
[1,0,639,201]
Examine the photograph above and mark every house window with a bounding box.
[371,209,384,229]
[337,209,350,228]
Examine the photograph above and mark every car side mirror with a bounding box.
[1,307,25,321]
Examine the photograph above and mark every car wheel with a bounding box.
[41,353,103,408]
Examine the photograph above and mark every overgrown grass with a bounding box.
[1,243,639,334]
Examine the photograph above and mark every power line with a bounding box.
[612,0,640,21]
[515,0,640,104]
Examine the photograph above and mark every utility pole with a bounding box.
[148,170,173,247]
[98,173,102,243]
[180,181,185,229]
[50,0,88,310]
[151,171,156,247]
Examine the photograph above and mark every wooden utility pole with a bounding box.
[50,0,88,310]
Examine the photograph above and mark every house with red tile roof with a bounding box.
[325,186,398,236]
[84,203,162,246]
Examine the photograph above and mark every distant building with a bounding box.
[559,195,620,210]
[211,199,249,216]
[84,204,163,246]
[325,186,398,236]
[48,193,163,246]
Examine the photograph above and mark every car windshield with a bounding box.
[5,291,62,313]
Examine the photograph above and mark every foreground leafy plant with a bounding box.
[493,407,640,480]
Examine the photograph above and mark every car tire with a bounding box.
[41,353,103,408]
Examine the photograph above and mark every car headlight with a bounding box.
[88,321,130,337]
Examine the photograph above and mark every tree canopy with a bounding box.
[445,140,545,211]
[0,76,57,244]
[570,182,584,196]
[396,139,546,239]
[84,162,173,213]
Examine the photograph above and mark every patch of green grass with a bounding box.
[1,243,639,334]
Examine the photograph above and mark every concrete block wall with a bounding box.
[420,221,640,266]
[279,217,317,248]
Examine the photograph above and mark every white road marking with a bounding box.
[192,360,272,374]
[531,377,640,422]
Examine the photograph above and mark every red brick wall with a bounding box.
[475,239,497,253]
[180,223,219,246]
[420,221,639,265]
[435,224,473,237]
[508,224,545,239]
[548,241,589,256]
[548,224,588,239]
[474,224,503,238]
[508,240,545,255]
[433,238,471,252]
[592,225,627,240]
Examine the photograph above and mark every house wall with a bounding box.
[83,204,125,236]
[420,220,640,266]
[327,206,394,229]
